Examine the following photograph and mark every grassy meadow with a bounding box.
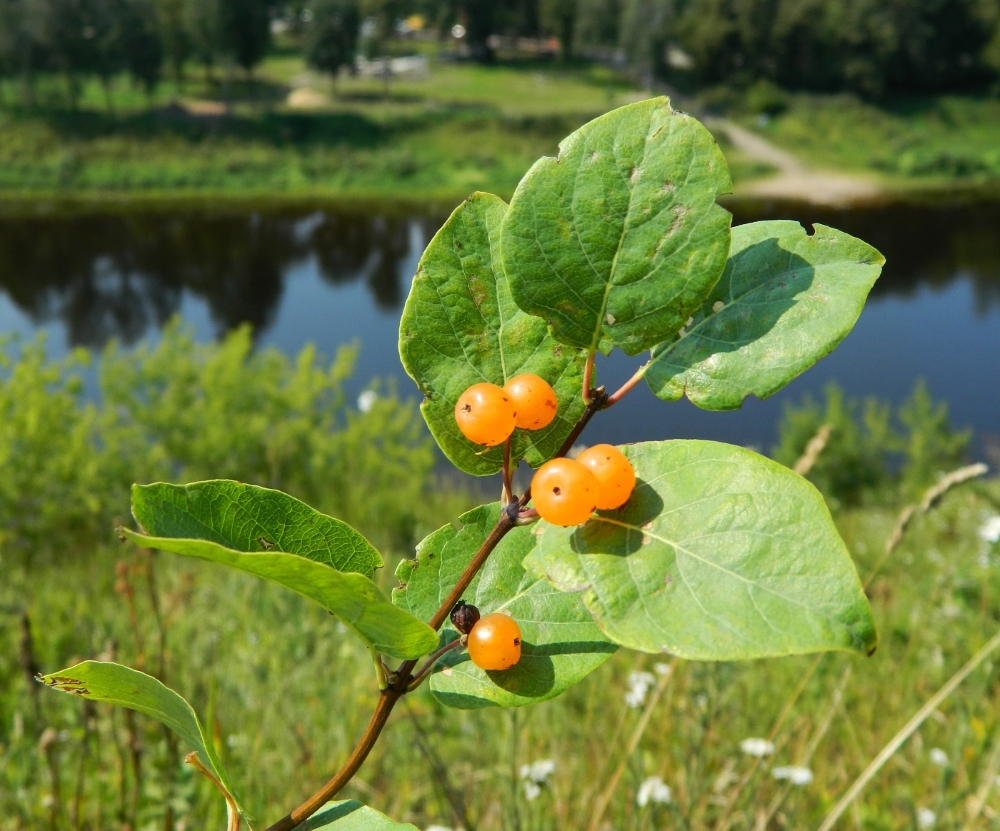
[739,93,1000,191]
[3,51,998,207]
[3,329,1000,830]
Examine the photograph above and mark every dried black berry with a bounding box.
[450,600,481,635]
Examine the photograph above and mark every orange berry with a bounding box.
[467,612,522,671]
[577,444,636,510]
[454,383,517,447]
[504,373,558,430]
[531,458,599,526]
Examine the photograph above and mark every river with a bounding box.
[1,198,998,460]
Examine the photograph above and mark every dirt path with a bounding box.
[708,118,883,205]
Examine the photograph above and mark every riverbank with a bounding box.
[1,57,998,209]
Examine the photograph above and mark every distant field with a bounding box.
[1,56,997,205]
[0,56,787,205]
[744,93,1000,191]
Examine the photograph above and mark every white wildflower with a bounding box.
[930,748,949,767]
[978,516,1000,544]
[917,807,936,828]
[637,776,672,807]
[624,671,657,708]
[654,662,672,676]
[426,826,456,831]
[523,780,541,801]
[357,390,378,413]
[519,759,555,784]
[772,766,813,786]
[739,738,775,757]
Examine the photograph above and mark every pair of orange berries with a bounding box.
[451,601,522,671]
[532,445,635,526]
[454,374,557,447]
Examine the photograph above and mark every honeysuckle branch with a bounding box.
[605,363,647,407]
[582,351,596,405]
[502,437,513,504]
[266,382,624,831]
[407,638,463,692]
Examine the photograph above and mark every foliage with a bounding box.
[0,321,437,558]
[31,98,888,831]
[218,0,271,74]
[772,379,972,507]
[619,0,1000,98]
[304,0,360,79]
[6,479,1000,828]
[749,92,1000,181]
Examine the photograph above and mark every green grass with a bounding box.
[746,93,1000,190]
[0,57,654,206]
[3,330,1000,829]
[5,476,1000,830]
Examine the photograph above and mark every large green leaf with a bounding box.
[524,441,877,661]
[501,97,732,357]
[295,800,417,830]
[126,482,437,659]
[399,192,586,476]
[393,503,617,708]
[40,662,243,814]
[133,480,382,577]
[644,221,885,409]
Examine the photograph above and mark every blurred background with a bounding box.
[1,2,1000,829]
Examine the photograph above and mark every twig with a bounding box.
[267,391,614,831]
[502,437,513,504]
[793,424,832,476]
[185,752,241,831]
[865,462,989,588]
[407,639,462,691]
[817,629,1000,831]
[587,659,678,831]
[606,364,648,407]
[583,351,596,405]
[920,463,988,513]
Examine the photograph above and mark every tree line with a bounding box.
[1,0,999,105]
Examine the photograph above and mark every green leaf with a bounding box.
[399,192,587,476]
[502,97,732,357]
[393,503,617,708]
[40,661,242,814]
[132,480,382,577]
[524,441,877,661]
[644,221,885,409]
[295,800,417,830]
[126,483,437,659]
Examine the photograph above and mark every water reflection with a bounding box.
[0,201,998,350]
[0,209,435,348]
[730,200,1000,314]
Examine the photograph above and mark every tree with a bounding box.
[155,0,191,84]
[121,0,164,96]
[184,0,221,81]
[304,0,360,81]
[0,0,49,104]
[217,0,271,76]
[541,0,578,60]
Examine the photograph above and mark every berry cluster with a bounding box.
[454,373,558,447]
[533,444,636,526]
[454,374,637,528]
[451,601,522,671]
